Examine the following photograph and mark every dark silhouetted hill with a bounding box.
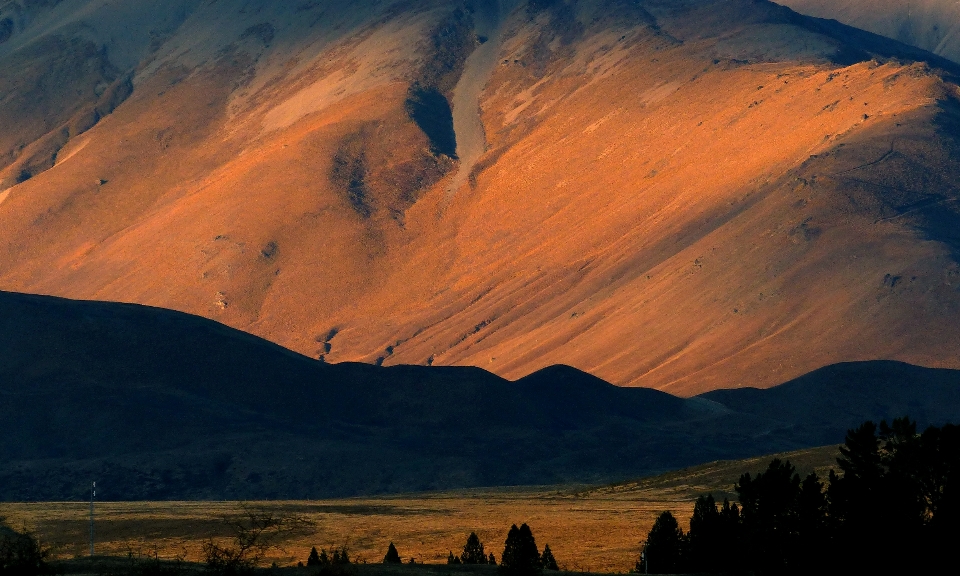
[0,291,958,500]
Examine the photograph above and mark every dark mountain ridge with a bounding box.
[1,291,958,500]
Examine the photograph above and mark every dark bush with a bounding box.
[0,525,49,576]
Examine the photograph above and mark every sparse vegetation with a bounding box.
[0,522,49,576]
[202,508,312,576]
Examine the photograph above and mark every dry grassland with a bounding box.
[0,447,838,573]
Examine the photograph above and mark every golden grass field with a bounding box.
[0,447,838,573]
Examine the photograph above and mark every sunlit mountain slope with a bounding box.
[1,0,959,395]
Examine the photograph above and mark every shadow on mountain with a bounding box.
[1,291,958,500]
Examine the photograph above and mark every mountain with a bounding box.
[1,290,958,500]
[1,0,960,395]
[779,0,960,64]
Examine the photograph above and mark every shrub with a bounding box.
[0,524,49,576]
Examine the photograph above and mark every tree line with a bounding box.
[380,525,559,574]
[639,418,959,574]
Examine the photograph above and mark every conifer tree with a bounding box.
[687,494,721,571]
[383,543,401,564]
[462,532,487,564]
[500,524,541,576]
[539,545,558,571]
[642,511,684,574]
[307,547,321,567]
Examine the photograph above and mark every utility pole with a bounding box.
[89,482,96,557]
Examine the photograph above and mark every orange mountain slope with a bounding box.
[1,0,960,395]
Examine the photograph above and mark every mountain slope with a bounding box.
[1,1,960,394]
[779,0,960,64]
[2,291,959,500]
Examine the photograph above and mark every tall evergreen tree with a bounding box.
[828,421,889,572]
[383,543,401,564]
[796,472,828,562]
[642,511,684,574]
[686,495,721,572]
[306,547,322,567]
[539,545,558,571]
[736,459,803,573]
[500,524,541,576]
[462,532,487,564]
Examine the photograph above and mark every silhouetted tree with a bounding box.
[647,417,960,575]
[796,472,828,563]
[488,553,497,566]
[641,512,684,574]
[307,547,322,567]
[737,458,809,573]
[918,422,960,564]
[461,532,487,564]
[826,417,960,572]
[447,552,461,565]
[382,543,401,564]
[0,524,49,576]
[330,547,349,565]
[539,545,558,571]
[686,495,722,572]
[202,509,304,576]
[500,524,540,576]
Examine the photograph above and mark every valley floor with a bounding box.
[54,559,601,576]
[0,447,838,573]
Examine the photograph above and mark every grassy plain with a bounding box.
[0,446,838,573]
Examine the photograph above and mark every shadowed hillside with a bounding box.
[780,0,960,64]
[1,291,958,500]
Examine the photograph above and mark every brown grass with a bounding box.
[0,446,838,573]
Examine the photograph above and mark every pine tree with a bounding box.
[687,494,720,572]
[307,547,321,567]
[500,524,541,576]
[383,543,401,564]
[447,552,461,565]
[540,545,558,571]
[462,532,486,564]
[736,459,803,573]
[488,553,497,566]
[642,511,684,574]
